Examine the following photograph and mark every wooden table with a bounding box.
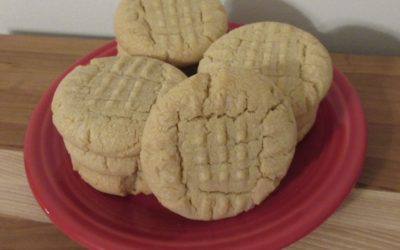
[1,34,399,250]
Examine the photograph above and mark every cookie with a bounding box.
[141,69,297,220]
[198,22,333,141]
[114,0,228,66]
[297,104,319,141]
[64,140,138,176]
[52,55,187,157]
[71,158,151,196]
[117,43,129,56]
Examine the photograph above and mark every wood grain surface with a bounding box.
[0,34,399,249]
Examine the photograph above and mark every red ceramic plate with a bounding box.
[24,23,366,250]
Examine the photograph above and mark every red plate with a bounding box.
[24,23,366,249]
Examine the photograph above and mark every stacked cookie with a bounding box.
[52,0,333,220]
[52,56,187,196]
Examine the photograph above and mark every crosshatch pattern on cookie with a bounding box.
[141,70,297,220]
[115,0,228,65]
[52,56,187,157]
[198,22,333,140]
[199,22,331,90]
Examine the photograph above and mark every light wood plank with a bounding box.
[0,150,49,222]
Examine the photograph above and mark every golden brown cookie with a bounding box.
[71,158,151,196]
[198,22,333,141]
[114,0,228,66]
[117,43,129,56]
[52,56,187,157]
[52,56,187,196]
[141,69,297,220]
[64,140,138,176]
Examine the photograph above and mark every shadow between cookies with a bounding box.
[227,0,400,56]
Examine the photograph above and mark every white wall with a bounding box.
[1,0,400,55]
[0,0,118,37]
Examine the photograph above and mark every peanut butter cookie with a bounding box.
[199,22,333,141]
[141,69,297,220]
